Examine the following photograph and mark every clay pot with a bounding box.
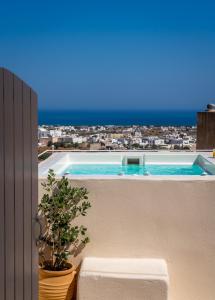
[39,264,76,300]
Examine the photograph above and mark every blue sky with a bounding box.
[0,0,215,110]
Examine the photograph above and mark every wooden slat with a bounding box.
[4,69,15,300]
[0,68,5,300]
[31,90,38,300]
[23,83,32,300]
[14,76,24,300]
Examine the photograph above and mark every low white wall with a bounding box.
[78,258,169,300]
[39,178,215,300]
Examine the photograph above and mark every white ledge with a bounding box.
[77,257,169,300]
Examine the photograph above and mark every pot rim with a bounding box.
[39,262,75,276]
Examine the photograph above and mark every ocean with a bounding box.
[39,110,197,126]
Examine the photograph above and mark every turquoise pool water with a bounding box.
[63,164,208,176]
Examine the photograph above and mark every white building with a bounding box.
[38,127,49,139]
[49,129,63,137]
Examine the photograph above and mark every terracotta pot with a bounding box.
[39,264,76,300]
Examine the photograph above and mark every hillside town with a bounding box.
[38,124,197,152]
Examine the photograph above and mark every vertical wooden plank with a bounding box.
[4,69,15,300]
[14,76,24,300]
[23,83,32,300]
[0,68,5,300]
[31,90,38,300]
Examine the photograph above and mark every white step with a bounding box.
[77,257,169,300]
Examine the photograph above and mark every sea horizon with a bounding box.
[39,109,198,126]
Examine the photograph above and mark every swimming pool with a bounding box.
[39,152,215,177]
[63,163,206,176]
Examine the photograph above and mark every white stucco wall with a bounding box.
[39,178,215,300]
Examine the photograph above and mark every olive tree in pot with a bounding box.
[38,169,91,300]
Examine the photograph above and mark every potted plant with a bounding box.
[37,169,91,300]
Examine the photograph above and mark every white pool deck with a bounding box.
[39,151,215,180]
